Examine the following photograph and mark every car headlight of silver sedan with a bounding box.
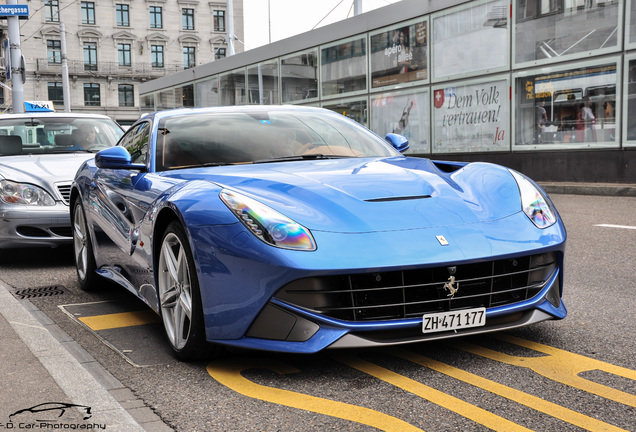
[0,179,56,206]
[220,189,316,251]
[510,170,556,229]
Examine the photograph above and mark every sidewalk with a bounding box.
[539,181,636,197]
[0,282,172,431]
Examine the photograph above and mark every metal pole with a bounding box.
[226,0,235,56]
[354,0,363,15]
[7,0,24,113]
[59,22,71,112]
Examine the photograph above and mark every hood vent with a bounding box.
[365,195,431,203]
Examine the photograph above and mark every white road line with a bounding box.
[595,224,636,230]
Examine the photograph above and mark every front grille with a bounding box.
[276,252,557,322]
[56,182,72,205]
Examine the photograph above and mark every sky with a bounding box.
[241,0,403,51]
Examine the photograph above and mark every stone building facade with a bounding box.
[0,0,244,125]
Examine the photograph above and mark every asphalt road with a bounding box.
[1,193,635,432]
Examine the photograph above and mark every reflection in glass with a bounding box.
[194,77,219,107]
[627,59,636,140]
[433,0,508,79]
[370,90,429,154]
[247,61,279,105]
[321,38,367,97]
[370,20,428,88]
[220,68,246,106]
[515,0,619,65]
[323,99,368,127]
[281,50,318,103]
[515,64,617,146]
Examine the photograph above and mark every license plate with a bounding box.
[422,307,486,334]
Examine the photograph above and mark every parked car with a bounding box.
[0,112,123,250]
[70,106,567,360]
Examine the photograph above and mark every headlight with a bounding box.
[220,189,316,251]
[510,170,556,228]
[0,180,56,206]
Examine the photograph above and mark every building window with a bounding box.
[320,37,367,98]
[150,6,163,29]
[44,0,59,23]
[370,18,428,89]
[281,49,318,103]
[119,84,135,107]
[183,46,196,69]
[84,83,101,106]
[433,1,507,81]
[515,63,617,147]
[47,40,62,64]
[151,45,164,67]
[83,43,98,71]
[118,43,132,66]
[215,47,226,60]
[515,0,620,66]
[116,4,130,27]
[48,82,64,105]
[81,2,96,25]
[182,8,195,30]
[213,10,225,32]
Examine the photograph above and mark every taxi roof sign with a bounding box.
[25,101,55,112]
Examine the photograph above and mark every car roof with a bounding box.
[0,112,116,120]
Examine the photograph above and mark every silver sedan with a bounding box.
[0,112,123,250]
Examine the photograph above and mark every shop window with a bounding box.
[433,0,509,81]
[281,49,318,103]
[515,63,617,147]
[321,37,367,98]
[194,77,219,107]
[625,58,636,142]
[323,98,368,128]
[370,18,428,89]
[248,61,279,105]
[514,0,620,66]
[432,77,509,153]
[370,90,430,154]
[219,68,246,105]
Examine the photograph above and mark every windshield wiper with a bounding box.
[253,154,350,164]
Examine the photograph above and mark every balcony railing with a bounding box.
[35,59,184,78]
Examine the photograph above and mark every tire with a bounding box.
[157,221,219,360]
[72,201,99,291]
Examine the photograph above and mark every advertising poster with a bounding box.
[432,79,509,153]
[370,20,428,89]
[370,90,429,154]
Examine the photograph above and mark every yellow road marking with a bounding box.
[332,352,533,432]
[78,310,160,331]
[450,334,636,408]
[391,348,629,432]
[207,357,425,432]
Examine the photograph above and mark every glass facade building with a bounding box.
[139,0,636,183]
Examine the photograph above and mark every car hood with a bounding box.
[0,153,93,191]
[174,157,524,233]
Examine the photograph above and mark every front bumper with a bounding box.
[0,203,72,249]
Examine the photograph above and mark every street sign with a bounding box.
[0,4,29,19]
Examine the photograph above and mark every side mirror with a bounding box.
[385,133,409,153]
[95,146,146,171]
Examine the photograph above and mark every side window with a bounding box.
[119,122,150,165]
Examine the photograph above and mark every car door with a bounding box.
[90,122,154,266]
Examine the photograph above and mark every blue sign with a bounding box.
[24,101,55,113]
[0,5,29,18]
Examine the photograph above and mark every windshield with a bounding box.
[0,116,123,156]
[155,110,401,171]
